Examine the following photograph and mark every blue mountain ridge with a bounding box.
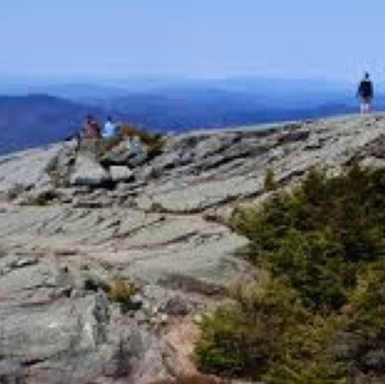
[0,80,381,155]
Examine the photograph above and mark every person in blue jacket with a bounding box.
[102,116,117,139]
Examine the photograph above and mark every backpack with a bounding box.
[359,80,373,98]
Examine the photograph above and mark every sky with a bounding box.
[1,0,384,81]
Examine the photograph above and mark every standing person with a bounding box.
[102,116,117,139]
[357,73,374,114]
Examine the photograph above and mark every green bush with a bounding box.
[264,315,346,384]
[264,168,278,192]
[195,164,385,382]
[266,228,351,312]
[230,166,385,312]
[195,279,346,383]
[117,123,166,159]
[194,280,307,380]
[335,259,385,378]
[347,259,385,335]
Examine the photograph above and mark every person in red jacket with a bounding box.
[83,115,101,138]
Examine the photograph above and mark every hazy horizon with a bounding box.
[2,0,385,81]
[0,75,355,88]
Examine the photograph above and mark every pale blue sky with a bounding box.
[1,0,384,80]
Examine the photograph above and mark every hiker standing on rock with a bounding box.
[357,73,374,114]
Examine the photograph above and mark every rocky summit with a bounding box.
[0,113,384,383]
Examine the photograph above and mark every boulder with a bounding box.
[109,165,134,183]
[70,155,111,187]
[102,139,148,167]
[0,145,60,190]
[0,295,107,362]
[0,256,174,383]
[44,143,77,187]
[0,182,25,202]
[102,140,132,165]
[128,150,148,167]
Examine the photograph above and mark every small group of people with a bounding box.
[82,115,117,139]
[357,73,374,114]
[75,115,148,166]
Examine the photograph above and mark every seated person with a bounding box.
[83,115,101,139]
[102,116,117,139]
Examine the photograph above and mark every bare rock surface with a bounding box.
[1,113,385,382]
[0,253,173,384]
[0,205,248,290]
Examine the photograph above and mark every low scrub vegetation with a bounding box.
[231,164,385,312]
[195,280,309,379]
[107,278,139,306]
[263,168,278,192]
[81,122,166,160]
[195,164,385,383]
[117,123,166,158]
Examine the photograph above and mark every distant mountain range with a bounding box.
[0,77,382,155]
[0,95,106,154]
